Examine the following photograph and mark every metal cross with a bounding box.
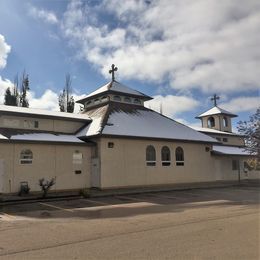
[211,94,220,106]
[109,64,118,81]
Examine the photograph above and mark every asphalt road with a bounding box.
[0,185,259,259]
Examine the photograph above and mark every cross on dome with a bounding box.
[109,64,118,81]
[211,94,220,106]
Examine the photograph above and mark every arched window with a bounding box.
[113,96,121,101]
[73,150,83,164]
[207,117,215,128]
[146,145,156,166]
[20,149,33,164]
[161,146,171,166]
[101,96,109,102]
[223,117,228,127]
[175,147,184,166]
[124,97,131,103]
[94,99,100,104]
[133,98,141,105]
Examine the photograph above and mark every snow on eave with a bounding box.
[76,81,152,104]
[10,133,85,143]
[0,134,8,140]
[0,105,91,121]
[191,126,242,136]
[196,106,237,118]
[212,145,252,156]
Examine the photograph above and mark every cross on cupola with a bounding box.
[211,94,220,106]
[109,64,118,81]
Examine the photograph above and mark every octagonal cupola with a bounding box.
[196,94,237,133]
[76,64,152,111]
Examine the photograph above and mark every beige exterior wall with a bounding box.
[0,115,85,133]
[201,115,232,132]
[214,156,260,181]
[98,137,216,188]
[0,142,91,194]
[208,134,244,146]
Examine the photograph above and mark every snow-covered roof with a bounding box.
[78,103,218,143]
[212,145,251,156]
[196,106,237,118]
[76,81,152,104]
[0,134,8,140]
[10,133,85,143]
[191,126,240,136]
[0,105,91,121]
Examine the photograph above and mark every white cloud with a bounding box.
[28,89,59,111]
[220,96,260,113]
[0,34,11,69]
[145,95,199,118]
[62,0,260,93]
[28,5,58,24]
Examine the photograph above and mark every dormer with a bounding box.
[76,65,152,112]
[196,95,237,133]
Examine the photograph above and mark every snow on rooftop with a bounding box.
[77,81,151,102]
[0,134,8,140]
[10,133,84,143]
[0,105,91,121]
[212,145,251,156]
[197,106,237,118]
[76,106,108,137]
[191,126,240,136]
[100,109,217,143]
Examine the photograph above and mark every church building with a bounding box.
[0,65,258,195]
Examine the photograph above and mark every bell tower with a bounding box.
[196,95,237,133]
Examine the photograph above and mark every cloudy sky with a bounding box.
[0,0,259,128]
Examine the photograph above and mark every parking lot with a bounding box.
[0,185,259,259]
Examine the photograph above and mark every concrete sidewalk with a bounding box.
[1,179,259,205]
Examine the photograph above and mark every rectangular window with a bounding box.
[232,160,238,170]
[223,138,228,142]
[73,151,83,164]
[34,121,39,128]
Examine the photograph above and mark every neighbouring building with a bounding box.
[0,66,258,194]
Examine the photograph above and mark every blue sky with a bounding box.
[0,0,259,129]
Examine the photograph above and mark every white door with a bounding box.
[91,158,101,188]
[0,159,4,193]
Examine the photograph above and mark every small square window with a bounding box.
[205,147,210,152]
[108,142,114,148]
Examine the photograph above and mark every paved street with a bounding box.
[0,185,259,259]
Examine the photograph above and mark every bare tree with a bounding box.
[237,107,260,157]
[59,74,75,113]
